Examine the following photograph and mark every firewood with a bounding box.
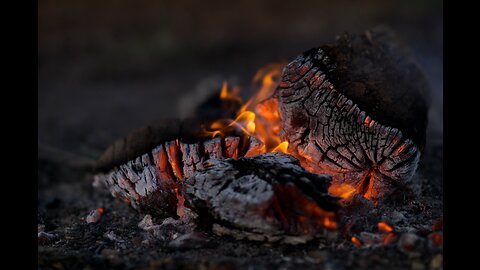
[94,132,262,217]
[184,153,339,244]
[274,26,429,201]
[95,118,208,172]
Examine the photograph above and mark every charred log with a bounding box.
[274,26,429,201]
[184,153,339,244]
[95,133,265,217]
[95,118,210,172]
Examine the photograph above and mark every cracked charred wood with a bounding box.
[94,118,266,217]
[184,153,339,244]
[275,26,429,201]
[95,118,209,173]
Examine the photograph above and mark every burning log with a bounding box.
[94,118,266,217]
[184,153,339,243]
[274,26,430,201]
[96,134,338,243]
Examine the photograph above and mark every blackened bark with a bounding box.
[275,26,429,201]
[95,135,265,217]
[95,118,211,172]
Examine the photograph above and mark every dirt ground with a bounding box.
[38,1,442,269]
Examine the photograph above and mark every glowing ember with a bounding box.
[328,183,357,199]
[322,217,337,230]
[383,232,397,245]
[432,218,443,231]
[351,236,362,246]
[429,232,443,247]
[174,188,186,217]
[97,207,104,214]
[378,221,394,233]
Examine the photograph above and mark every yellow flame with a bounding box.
[204,62,286,152]
[219,80,242,102]
[272,141,289,153]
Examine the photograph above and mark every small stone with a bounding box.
[294,257,305,264]
[86,208,104,223]
[38,231,58,245]
[429,254,443,270]
[131,237,143,247]
[411,261,425,270]
[358,232,382,246]
[305,250,325,264]
[398,233,424,254]
[104,231,123,243]
[390,211,406,224]
[100,248,119,260]
[92,175,104,188]
[52,262,64,270]
[282,256,292,262]
[138,214,155,230]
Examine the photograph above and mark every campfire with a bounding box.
[92,27,440,251]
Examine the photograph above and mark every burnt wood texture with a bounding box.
[275,26,429,201]
[185,153,339,243]
[95,134,262,217]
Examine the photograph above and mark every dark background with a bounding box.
[38,0,442,160]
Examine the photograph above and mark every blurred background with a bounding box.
[38,0,442,160]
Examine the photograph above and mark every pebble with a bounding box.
[100,248,119,260]
[138,214,155,230]
[358,232,382,246]
[398,233,423,254]
[411,261,425,270]
[305,250,325,264]
[429,254,443,270]
[390,211,406,224]
[167,232,209,250]
[38,231,58,245]
[86,208,103,223]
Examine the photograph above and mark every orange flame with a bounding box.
[328,183,357,199]
[205,62,286,152]
[220,81,242,103]
[378,221,394,233]
[240,63,284,113]
[97,208,104,214]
